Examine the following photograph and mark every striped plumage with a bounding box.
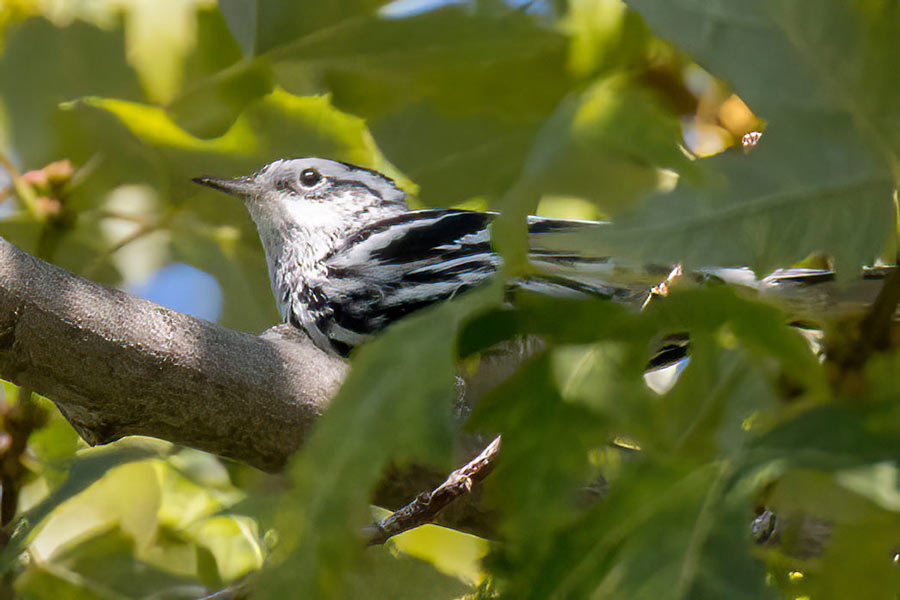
[194,158,634,356]
[303,209,634,355]
[194,157,887,359]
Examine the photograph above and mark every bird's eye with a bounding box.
[299,168,321,187]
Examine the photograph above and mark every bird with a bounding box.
[193,157,890,359]
[192,157,649,356]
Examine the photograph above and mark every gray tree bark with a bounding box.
[0,236,348,472]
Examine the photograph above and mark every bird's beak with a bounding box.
[192,176,257,198]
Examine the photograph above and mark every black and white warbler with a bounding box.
[193,157,886,358]
[193,158,644,356]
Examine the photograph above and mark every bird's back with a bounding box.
[292,209,641,356]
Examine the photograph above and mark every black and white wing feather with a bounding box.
[294,209,630,356]
[287,208,893,362]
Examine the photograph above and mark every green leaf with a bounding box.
[20,528,201,600]
[73,88,402,200]
[503,459,772,600]
[218,0,392,56]
[288,7,573,208]
[525,75,699,211]
[459,294,651,356]
[0,17,144,167]
[343,546,470,600]
[27,396,80,468]
[644,340,779,458]
[119,0,201,104]
[599,0,900,273]
[166,7,274,138]
[644,286,826,394]
[385,517,489,587]
[187,516,262,582]
[628,0,900,166]
[564,0,653,78]
[467,354,609,593]
[836,462,900,513]
[0,443,165,574]
[280,7,557,69]
[258,285,502,599]
[216,0,258,56]
[749,405,900,472]
[373,103,544,208]
[763,470,900,599]
[492,75,700,264]
[596,119,894,273]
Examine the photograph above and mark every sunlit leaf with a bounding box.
[0,443,165,574]
[167,7,274,138]
[21,528,203,599]
[606,0,900,273]
[121,0,212,104]
[0,18,144,167]
[344,545,470,600]
[382,511,489,587]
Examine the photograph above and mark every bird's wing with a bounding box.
[307,210,497,353]
[309,209,634,353]
[309,208,893,359]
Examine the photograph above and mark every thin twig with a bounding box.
[196,575,251,600]
[93,210,157,225]
[0,151,38,217]
[363,435,502,546]
[81,204,180,279]
[81,221,164,279]
[640,263,683,311]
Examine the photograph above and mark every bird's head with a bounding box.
[193,158,408,241]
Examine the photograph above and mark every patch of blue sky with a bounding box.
[380,0,548,18]
[129,262,224,322]
[0,153,15,218]
[380,0,466,18]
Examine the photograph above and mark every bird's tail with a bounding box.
[523,215,897,372]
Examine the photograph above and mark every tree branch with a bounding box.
[0,236,519,538]
[3,232,897,545]
[0,236,348,472]
[364,435,502,545]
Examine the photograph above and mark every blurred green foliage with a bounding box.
[0,0,898,599]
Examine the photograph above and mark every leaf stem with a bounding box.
[81,221,164,280]
[81,207,177,280]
